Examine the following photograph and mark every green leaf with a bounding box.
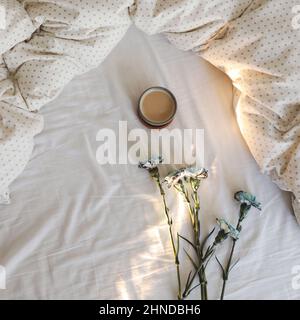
[203,249,215,270]
[186,283,201,296]
[184,249,198,270]
[229,258,240,272]
[178,234,197,252]
[184,270,193,291]
[200,227,216,254]
[215,256,225,279]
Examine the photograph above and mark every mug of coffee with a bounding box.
[138,87,177,128]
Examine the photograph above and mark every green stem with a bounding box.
[191,185,208,300]
[183,193,203,298]
[184,193,195,228]
[220,219,241,300]
[182,184,208,300]
[192,186,201,240]
[156,179,182,300]
[183,244,215,299]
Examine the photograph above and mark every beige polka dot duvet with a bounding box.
[0,1,299,223]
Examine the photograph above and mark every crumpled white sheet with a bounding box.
[0,0,132,202]
[131,0,300,222]
[0,0,299,223]
[0,26,299,300]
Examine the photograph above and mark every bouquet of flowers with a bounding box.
[139,157,262,300]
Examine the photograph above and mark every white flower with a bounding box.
[216,218,239,240]
[183,167,208,180]
[164,168,186,188]
[164,167,208,188]
[138,156,163,170]
[234,191,261,210]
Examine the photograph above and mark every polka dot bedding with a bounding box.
[0,1,299,223]
[0,0,132,204]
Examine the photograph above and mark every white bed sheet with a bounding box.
[0,26,299,300]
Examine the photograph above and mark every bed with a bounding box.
[0,26,299,300]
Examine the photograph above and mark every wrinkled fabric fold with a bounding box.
[132,0,300,222]
[0,0,132,203]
